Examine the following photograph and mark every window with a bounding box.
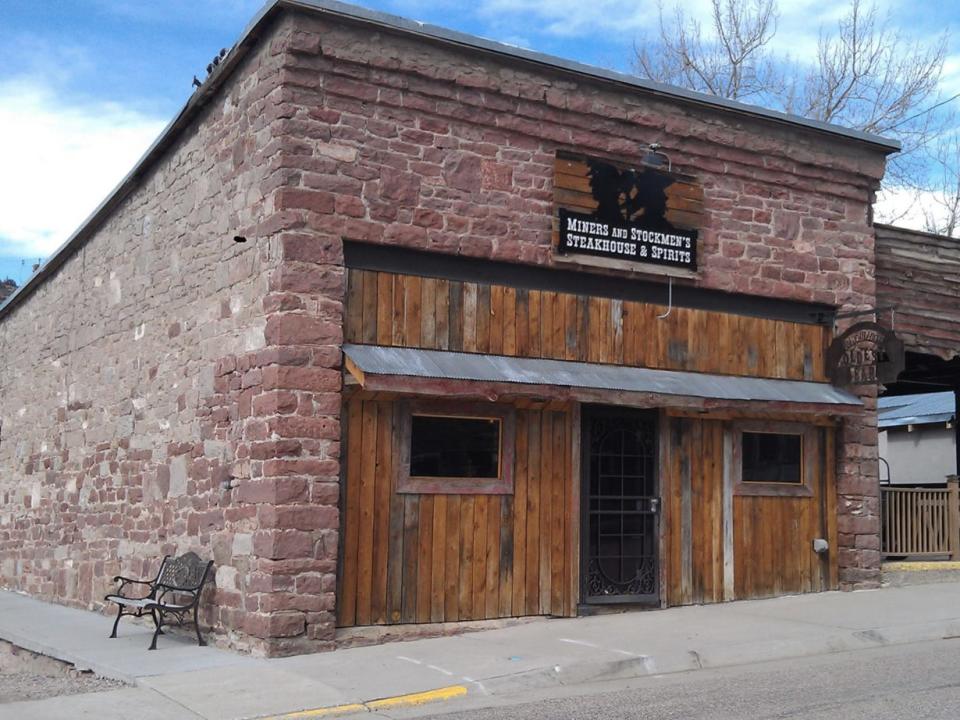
[742,432,803,484]
[398,401,515,495]
[733,421,816,497]
[410,415,501,479]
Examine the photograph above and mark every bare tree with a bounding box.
[636,0,781,103]
[796,0,948,187]
[921,135,960,237]
[634,0,950,191]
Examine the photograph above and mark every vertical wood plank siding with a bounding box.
[663,417,838,604]
[344,269,827,381]
[664,417,726,606]
[337,396,574,627]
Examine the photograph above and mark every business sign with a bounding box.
[827,321,905,386]
[558,208,697,270]
[555,156,699,271]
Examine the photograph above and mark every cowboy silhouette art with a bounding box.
[587,158,675,230]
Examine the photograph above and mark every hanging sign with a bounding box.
[554,156,700,271]
[558,208,697,270]
[827,321,905,386]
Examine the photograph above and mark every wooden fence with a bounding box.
[881,481,960,558]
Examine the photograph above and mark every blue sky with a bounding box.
[1,0,959,285]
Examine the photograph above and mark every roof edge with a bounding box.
[875,222,960,244]
[880,414,955,429]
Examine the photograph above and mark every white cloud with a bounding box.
[940,53,960,100]
[463,0,840,47]
[875,185,956,235]
[474,0,682,38]
[0,78,166,259]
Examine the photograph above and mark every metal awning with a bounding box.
[343,344,863,413]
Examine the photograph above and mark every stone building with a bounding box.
[0,0,899,656]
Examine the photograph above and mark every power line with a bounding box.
[886,92,960,132]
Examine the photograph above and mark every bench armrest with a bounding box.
[108,576,157,601]
[112,576,154,586]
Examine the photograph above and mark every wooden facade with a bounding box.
[876,223,960,360]
[338,266,840,628]
[344,269,829,382]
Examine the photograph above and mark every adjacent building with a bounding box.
[879,392,956,486]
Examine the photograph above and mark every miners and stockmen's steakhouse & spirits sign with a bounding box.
[556,156,699,271]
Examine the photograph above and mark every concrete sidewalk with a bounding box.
[3,583,960,719]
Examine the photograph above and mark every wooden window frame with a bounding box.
[397,400,516,495]
[732,421,816,498]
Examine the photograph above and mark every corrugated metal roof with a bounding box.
[343,344,863,407]
[879,391,955,428]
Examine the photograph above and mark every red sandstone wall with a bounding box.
[0,23,299,654]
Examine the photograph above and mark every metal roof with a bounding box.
[0,0,899,322]
[879,391,956,428]
[344,344,863,407]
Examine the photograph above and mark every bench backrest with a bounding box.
[156,552,213,592]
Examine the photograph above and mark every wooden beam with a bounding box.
[343,354,366,387]
[722,425,735,601]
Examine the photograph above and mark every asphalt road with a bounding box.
[389,638,960,720]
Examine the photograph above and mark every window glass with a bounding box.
[410,415,501,479]
[742,432,802,484]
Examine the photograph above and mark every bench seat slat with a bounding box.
[104,595,154,608]
[105,595,193,611]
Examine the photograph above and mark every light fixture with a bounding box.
[642,143,671,171]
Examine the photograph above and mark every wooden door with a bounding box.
[732,424,838,598]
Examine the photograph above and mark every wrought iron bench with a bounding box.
[104,551,214,650]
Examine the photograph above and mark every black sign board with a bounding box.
[558,208,698,270]
[827,321,905,387]
[556,158,699,271]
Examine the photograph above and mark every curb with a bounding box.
[477,618,960,696]
[0,627,137,685]
[261,685,469,719]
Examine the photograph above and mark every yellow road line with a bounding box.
[278,704,367,718]
[366,685,468,710]
[264,685,468,719]
[884,561,960,571]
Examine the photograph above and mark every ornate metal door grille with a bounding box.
[582,408,659,604]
